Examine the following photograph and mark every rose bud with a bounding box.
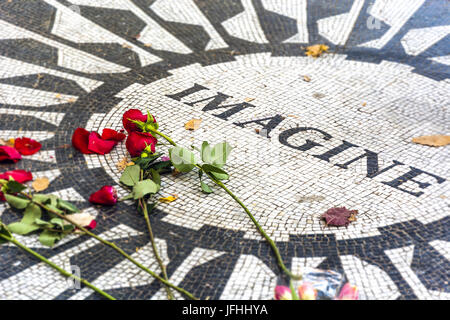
[298,282,318,300]
[122,109,148,133]
[0,146,22,163]
[14,137,42,156]
[72,128,94,154]
[274,285,292,300]
[125,131,157,157]
[89,186,118,205]
[87,132,117,155]
[337,283,359,300]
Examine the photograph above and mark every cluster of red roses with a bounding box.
[72,109,159,206]
[0,137,43,201]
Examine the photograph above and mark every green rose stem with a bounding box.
[147,128,302,281]
[0,222,115,300]
[138,169,174,300]
[3,188,198,300]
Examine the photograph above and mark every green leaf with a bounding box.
[120,193,134,201]
[120,165,141,186]
[202,164,229,180]
[200,181,213,194]
[50,218,65,229]
[169,147,197,173]
[32,194,50,204]
[0,223,12,244]
[132,179,158,199]
[209,142,232,168]
[150,169,161,192]
[8,222,40,235]
[21,203,42,225]
[6,180,26,193]
[4,194,30,209]
[201,141,211,163]
[57,199,79,213]
[34,218,53,227]
[46,204,64,215]
[48,195,58,207]
[39,230,62,247]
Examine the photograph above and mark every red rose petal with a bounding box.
[72,128,94,154]
[0,146,22,163]
[14,137,42,156]
[101,128,126,142]
[87,132,117,155]
[0,170,33,183]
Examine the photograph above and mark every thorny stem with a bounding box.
[148,128,302,281]
[0,223,115,300]
[1,185,198,300]
[139,169,174,300]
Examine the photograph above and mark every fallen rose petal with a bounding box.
[274,285,292,300]
[123,109,148,133]
[0,170,33,183]
[14,137,42,156]
[89,186,118,205]
[337,283,359,300]
[101,128,126,142]
[125,131,157,157]
[87,132,117,155]
[65,212,97,230]
[72,128,94,154]
[0,146,22,163]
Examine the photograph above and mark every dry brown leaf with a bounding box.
[305,44,329,58]
[116,157,133,171]
[362,102,367,107]
[67,98,77,103]
[184,119,202,131]
[65,212,95,227]
[303,75,311,82]
[144,43,152,47]
[159,194,178,203]
[287,115,299,118]
[412,135,450,147]
[244,97,255,102]
[122,43,132,49]
[172,168,181,177]
[32,177,50,192]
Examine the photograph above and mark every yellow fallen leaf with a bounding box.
[32,177,50,192]
[305,44,329,58]
[55,93,62,99]
[184,119,202,131]
[159,194,178,203]
[0,138,14,147]
[412,135,450,147]
[244,97,255,102]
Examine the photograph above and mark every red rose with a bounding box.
[101,128,126,142]
[72,128,94,154]
[89,186,118,205]
[122,109,148,133]
[0,146,22,163]
[0,170,33,201]
[14,137,42,156]
[87,132,117,155]
[126,131,157,157]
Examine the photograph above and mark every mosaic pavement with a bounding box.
[0,0,449,300]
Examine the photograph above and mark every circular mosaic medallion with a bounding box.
[0,0,448,300]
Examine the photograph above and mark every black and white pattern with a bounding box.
[0,0,448,300]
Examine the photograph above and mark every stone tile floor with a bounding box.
[0,0,448,300]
